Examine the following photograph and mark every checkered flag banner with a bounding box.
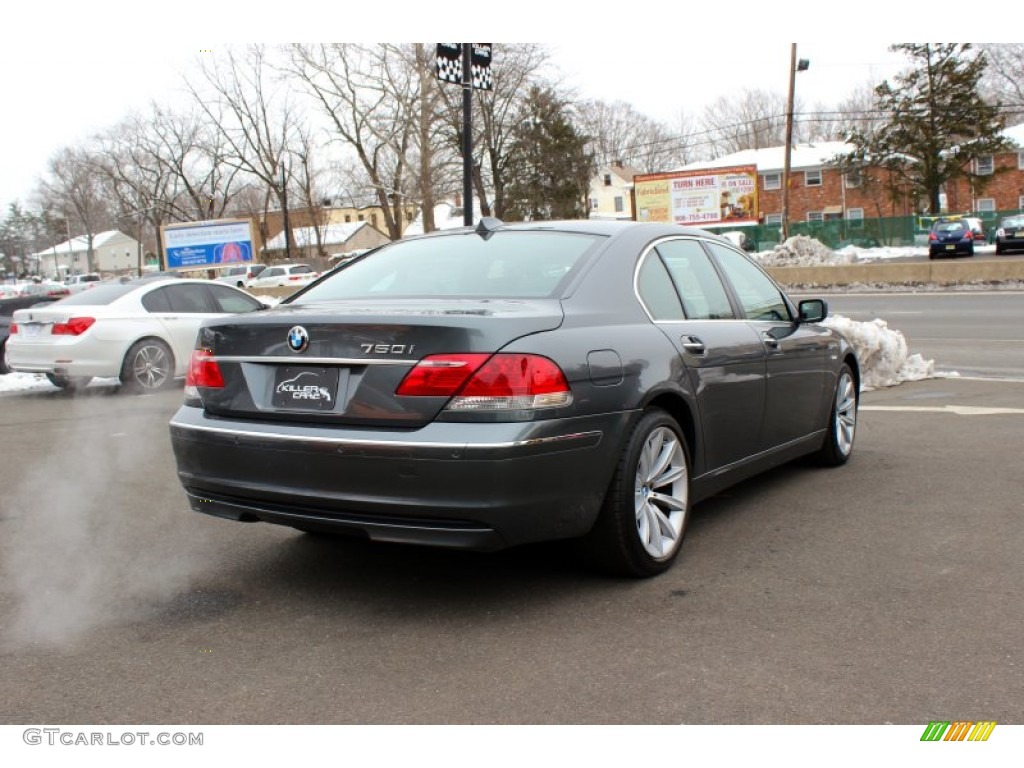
[436,43,492,90]
[471,44,493,91]
[436,43,462,85]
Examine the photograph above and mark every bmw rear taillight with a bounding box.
[184,349,224,405]
[397,353,572,411]
[928,232,937,241]
[396,354,491,397]
[51,317,95,335]
[9,322,18,334]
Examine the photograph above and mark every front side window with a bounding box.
[706,242,790,322]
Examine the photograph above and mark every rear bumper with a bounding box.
[929,242,973,256]
[169,405,634,550]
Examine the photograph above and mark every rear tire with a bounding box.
[995,243,1004,255]
[120,339,174,393]
[582,408,692,578]
[816,363,857,466]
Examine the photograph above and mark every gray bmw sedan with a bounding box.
[169,219,858,577]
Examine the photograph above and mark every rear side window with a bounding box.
[208,284,263,313]
[636,254,684,321]
[655,239,735,320]
[294,231,604,302]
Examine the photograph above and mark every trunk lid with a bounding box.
[196,298,564,427]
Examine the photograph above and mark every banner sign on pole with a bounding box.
[470,44,493,90]
[436,43,462,84]
[436,43,492,90]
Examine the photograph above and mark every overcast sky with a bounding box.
[0,2,985,209]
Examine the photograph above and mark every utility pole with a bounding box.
[280,161,292,262]
[781,45,809,242]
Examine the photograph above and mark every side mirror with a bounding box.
[798,298,827,323]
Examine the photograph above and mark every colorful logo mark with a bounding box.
[920,721,996,742]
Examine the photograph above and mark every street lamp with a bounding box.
[781,45,810,241]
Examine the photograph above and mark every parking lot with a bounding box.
[0,370,1021,725]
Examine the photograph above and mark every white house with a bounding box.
[33,230,141,276]
[588,162,640,220]
[263,221,391,260]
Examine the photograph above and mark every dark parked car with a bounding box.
[994,215,1024,255]
[169,219,859,577]
[0,293,62,374]
[928,219,975,258]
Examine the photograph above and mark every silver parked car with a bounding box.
[169,220,859,577]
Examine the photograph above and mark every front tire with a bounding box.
[121,339,174,393]
[816,363,858,466]
[583,408,692,578]
[0,338,10,375]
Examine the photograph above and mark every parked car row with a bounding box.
[5,279,268,391]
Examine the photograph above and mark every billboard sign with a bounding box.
[162,219,256,270]
[633,165,759,227]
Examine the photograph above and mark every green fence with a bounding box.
[736,209,1024,251]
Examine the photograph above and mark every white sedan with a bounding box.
[247,263,319,289]
[7,278,266,393]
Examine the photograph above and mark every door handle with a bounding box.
[761,331,780,351]
[680,335,706,355]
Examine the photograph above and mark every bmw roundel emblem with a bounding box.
[287,326,309,353]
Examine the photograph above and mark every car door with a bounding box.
[704,241,832,449]
[142,284,222,374]
[637,237,766,473]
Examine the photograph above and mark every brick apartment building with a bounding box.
[672,123,1024,231]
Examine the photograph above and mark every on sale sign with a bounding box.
[633,165,758,227]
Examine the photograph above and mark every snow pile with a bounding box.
[823,314,934,390]
[756,235,858,267]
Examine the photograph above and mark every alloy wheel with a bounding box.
[634,426,688,559]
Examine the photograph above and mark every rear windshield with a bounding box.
[53,283,137,305]
[290,231,604,303]
[935,222,965,233]
[1001,217,1024,229]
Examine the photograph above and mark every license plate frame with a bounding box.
[271,366,342,410]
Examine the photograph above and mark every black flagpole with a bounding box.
[462,43,473,227]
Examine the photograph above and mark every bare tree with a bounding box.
[979,43,1024,126]
[38,146,115,273]
[291,121,333,257]
[575,99,694,173]
[700,89,794,155]
[288,43,419,240]
[186,44,303,253]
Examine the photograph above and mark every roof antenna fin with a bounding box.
[475,217,503,240]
